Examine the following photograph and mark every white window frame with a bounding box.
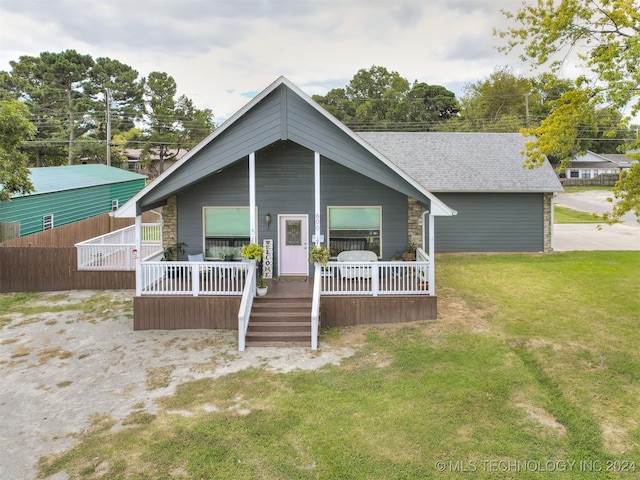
[111,199,119,211]
[327,206,382,258]
[43,214,54,231]
[202,206,257,259]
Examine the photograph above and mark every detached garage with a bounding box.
[359,132,563,253]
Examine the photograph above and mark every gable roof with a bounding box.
[10,164,146,198]
[570,150,637,168]
[116,76,456,217]
[358,132,563,193]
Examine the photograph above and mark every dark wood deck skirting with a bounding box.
[133,296,241,330]
[320,295,437,327]
[133,293,436,330]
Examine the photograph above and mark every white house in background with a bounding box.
[565,151,636,180]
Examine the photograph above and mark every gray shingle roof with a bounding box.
[357,132,563,193]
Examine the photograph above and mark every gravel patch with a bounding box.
[0,290,355,480]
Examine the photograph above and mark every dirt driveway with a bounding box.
[0,290,357,480]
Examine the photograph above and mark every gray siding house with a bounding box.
[114,76,561,345]
[358,132,563,252]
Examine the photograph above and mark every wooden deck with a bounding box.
[133,276,437,333]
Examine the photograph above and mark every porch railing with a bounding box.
[140,261,249,296]
[238,260,257,351]
[76,224,162,271]
[311,265,322,350]
[321,249,430,296]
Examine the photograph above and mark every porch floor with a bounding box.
[263,277,313,297]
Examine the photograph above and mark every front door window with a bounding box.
[286,220,302,245]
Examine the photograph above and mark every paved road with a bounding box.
[554,191,640,251]
[555,190,638,225]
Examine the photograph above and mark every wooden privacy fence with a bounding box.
[562,173,619,187]
[0,247,134,292]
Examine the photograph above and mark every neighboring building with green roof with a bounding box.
[0,164,146,238]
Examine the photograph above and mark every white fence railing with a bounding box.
[320,257,430,296]
[238,260,257,351]
[140,261,249,296]
[311,265,322,350]
[76,224,162,271]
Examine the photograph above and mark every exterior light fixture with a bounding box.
[265,212,271,230]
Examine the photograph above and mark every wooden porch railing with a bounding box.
[76,224,162,271]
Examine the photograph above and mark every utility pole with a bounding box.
[105,89,112,166]
[524,93,531,128]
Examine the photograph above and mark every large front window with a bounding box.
[203,207,254,259]
[327,206,381,257]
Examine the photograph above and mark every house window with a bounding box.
[327,206,381,257]
[570,170,579,178]
[112,199,119,211]
[43,214,54,231]
[203,207,255,259]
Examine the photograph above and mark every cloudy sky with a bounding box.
[1,0,536,124]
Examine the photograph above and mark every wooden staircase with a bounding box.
[245,296,313,347]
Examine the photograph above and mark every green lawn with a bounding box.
[554,205,604,224]
[37,252,640,479]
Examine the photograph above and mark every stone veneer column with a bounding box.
[543,192,553,253]
[162,195,178,259]
[407,198,423,248]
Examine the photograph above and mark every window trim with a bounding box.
[202,206,257,259]
[327,205,382,258]
[43,214,54,231]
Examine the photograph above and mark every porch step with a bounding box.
[246,295,313,347]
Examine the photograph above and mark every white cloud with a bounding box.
[1,0,530,124]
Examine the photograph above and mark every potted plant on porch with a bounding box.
[241,243,266,295]
[162,242,188,277]
[309,244,330,266]
[257,276,268,296]
[162,242,188,261]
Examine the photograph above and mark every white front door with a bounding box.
[279,214,308,276]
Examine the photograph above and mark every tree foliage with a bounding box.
[0,51,214,170]
[142,71,213,176]
[0,100,36,202]
[497,0,640,221]
[313,65,459,130]
[85,57,143,165]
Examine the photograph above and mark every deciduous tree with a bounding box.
[496,0,640,220]
[0,100,36,202]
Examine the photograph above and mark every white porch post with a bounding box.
[428,213,435,296]
[314,151,321,246]
[249,152,256,243]
[135,214,142,296]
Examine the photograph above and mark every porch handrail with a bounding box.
[416,247,433,295]
[321,259,430,296]
[238,259,257,351]
[76,223,162,271]
[311,264,322,350]
[75,223,161,246]
[140,261,248,296]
